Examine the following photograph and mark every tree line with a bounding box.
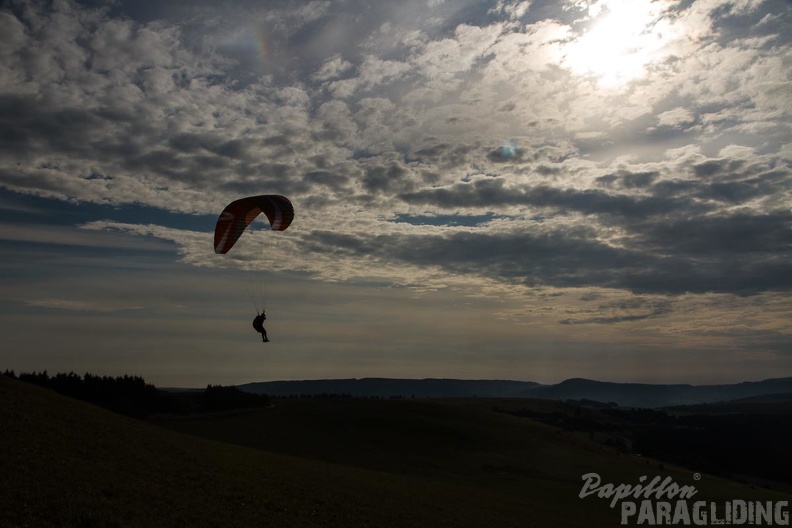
[3,370,271,418]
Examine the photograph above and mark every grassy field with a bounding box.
[2,375,789,527]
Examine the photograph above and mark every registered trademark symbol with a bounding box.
[693,473,701,480]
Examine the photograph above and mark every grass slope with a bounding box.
[3,376,790,527]
[153,396,792,525]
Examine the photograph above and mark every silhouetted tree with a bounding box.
[202,384,270,411]
[12,370,175,418]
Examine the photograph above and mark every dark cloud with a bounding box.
[221,162,308,196]
[301,170,350,192]
[693,159,733,178]
[303,201,792,296]
[596,170,660,189]
[304,227,643,291]
[527,186,707,219]
[391,212,496,227]
[633,211,792,257]
[559,298,672,325]
[558,313,656,325]
[691,166,790,205]
[535,165,562,176]
[394,137,791,295]
[410,142,479,171]
[0,95,107,157]
[361,161,414,194]
[401,178,711,219]
[168,133,251,160]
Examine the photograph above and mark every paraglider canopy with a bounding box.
[213,195,294,254]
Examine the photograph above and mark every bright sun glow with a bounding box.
[563,0,670,87]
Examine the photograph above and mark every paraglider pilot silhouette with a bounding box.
[213,195,294,343]
[252,312,268,342]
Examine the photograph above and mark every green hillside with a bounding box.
[2,375,789,527]
[153,396,792,526]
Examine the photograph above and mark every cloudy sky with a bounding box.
[1,0,790,387]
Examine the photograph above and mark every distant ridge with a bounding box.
[239,378,539,399]
[237,376,792,408]
[521,377,792,407]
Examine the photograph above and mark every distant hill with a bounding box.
[239,377,539,398]
[238,376,792,408]
[666,392,792,414]
[524,377,792,408]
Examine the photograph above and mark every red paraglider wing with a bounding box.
[213,195,294,254]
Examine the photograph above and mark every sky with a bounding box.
[0,0,790,387]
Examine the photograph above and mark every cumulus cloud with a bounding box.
[1,0,790,331]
